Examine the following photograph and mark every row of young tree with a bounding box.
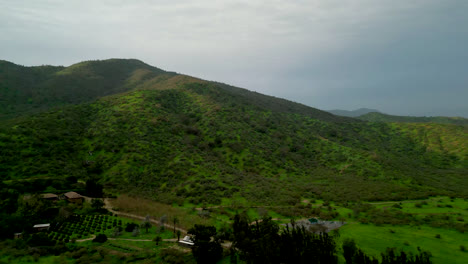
[188,214,433,264]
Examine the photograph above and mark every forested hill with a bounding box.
[1,59,467,206]
[0,59,169,119]
[358,112,468,125]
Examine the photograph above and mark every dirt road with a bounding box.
[103,198,187,233]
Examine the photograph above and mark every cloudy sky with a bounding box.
[1,0,467,117]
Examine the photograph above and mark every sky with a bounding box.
[1,0,467,117]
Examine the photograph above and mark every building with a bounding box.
[178,236,194,247]
[42,193,59,201]
[63,192,84,204]
[33,224,50,232]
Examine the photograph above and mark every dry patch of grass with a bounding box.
[110,194,213,229]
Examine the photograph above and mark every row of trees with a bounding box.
[187,214,433,264]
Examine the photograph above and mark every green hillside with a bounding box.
[358,112,468,125]
[0,59,169,119]
[1,59,467,207]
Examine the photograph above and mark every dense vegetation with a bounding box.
[0,59,466,263]
[0,194,195,264]
[0,59,168,120]
[186,215,433,264]
[1,59,467,207]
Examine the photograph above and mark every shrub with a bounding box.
[93,234,107,243]
[125,223,139,232]
[28,233,55,247]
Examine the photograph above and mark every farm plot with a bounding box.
[48,214,122,242]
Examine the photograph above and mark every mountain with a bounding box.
[0,59,169,119]
[1,59,467,206]
[327,108,380,117]
[358,112,468,125]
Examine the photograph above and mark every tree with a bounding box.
[111,226,121,238]
[93,234,107,243]
[28,232,55,247]
[381,247,432,264]
[132,226,140,237]
[159,215,167,231]
[91,198,104,211]
[343,238,357,264]
[188,224,223,264]
[172,216,179,235]
[141,215,152,233]
[232,214,281,263]
[17,194,50,225]
[85,178,103,197]
[232,214,338,264]
[125,222,139,232]
[153,236,162,245]
[0,181,19,214]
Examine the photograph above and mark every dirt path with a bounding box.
[78,236,180,243]
[195,205,294,211]
[249,218,289,225]
[108,238,152,242]
[103,198,187,233]
[76,235,96,242]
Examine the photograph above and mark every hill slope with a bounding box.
[0,59,169,119]
[0,59,467,206]
[358,112,468,125]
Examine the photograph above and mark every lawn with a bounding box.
[339,222,467,264]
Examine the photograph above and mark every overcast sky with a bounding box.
[1,0,467,117]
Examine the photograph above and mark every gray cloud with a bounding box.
[1,0,467,116]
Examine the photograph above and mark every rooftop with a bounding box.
[42,193,58,199]
[179,236,194,246]
[33,223,50,228]
[64,192,83,199]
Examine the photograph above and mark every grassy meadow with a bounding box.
[339,223,467,264]
[107,194,468,264]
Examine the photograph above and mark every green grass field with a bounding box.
[339,223,467,264]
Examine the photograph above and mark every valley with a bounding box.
[0,59,466,263]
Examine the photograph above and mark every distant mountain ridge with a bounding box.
[357,112,468,125]
[328,108,380,117]
[328,108,468,125]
